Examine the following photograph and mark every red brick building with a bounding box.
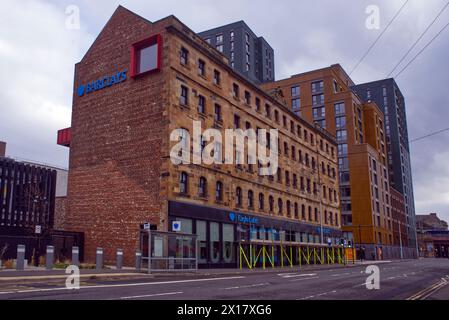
[390,186,408,252]
[0,141,6,157]
[417,213,449,258]
[59,6,341,267]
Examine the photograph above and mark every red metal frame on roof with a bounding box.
[57,127,71,147]
[130,34,162,78]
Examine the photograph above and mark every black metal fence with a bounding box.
[0,227,84,264]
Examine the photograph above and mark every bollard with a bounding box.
[16,245,25,271]
[46,246,54,270]
[135,251,142,271]
[72,246,79,266]
[116,249,123,270]
[96,248,103,271]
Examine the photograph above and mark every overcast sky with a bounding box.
[1,0,448,221]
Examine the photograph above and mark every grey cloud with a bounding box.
[2,0,449,221]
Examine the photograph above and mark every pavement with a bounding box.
[0,258,448,300]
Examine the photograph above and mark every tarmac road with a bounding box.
[0,258,448,300]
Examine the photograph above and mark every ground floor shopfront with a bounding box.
[168,201,345,269]
[418,231,449,258]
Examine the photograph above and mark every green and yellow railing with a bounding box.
[239,242,355,270]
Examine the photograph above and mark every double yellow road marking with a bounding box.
[407,277,449,300]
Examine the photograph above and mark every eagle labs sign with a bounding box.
[229,212,259,225]
[76,69,127,97]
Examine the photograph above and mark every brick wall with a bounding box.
[65,7,172,265]
[54,196,67,230]
[0,141,5,157]
[65,6,342,266]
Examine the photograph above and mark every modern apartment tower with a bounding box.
[352,79,417,250]
[262,64,417,259]
[198,21,275,84]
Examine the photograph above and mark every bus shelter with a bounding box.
[140,229,198,273]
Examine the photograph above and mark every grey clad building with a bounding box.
[199,21,275,84]
[352,79,417,250]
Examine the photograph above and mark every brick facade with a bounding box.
[65,7,172,265]
[54,197,67,230]
[64,6,340,266]
[0,141,5,157]
[390,186,407,247]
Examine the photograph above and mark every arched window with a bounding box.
[308,206,312,221]
[269,195,274,212]
[286,200,291,217]
[180,172,188,194]
[294,203,299,219]
[314,208,319,222]
[335,213,339,226]
[302,204,306,220]
[259,193,265,211]
[248,190,254,209]
[329,211,333,225]
[198,177,207,197]
[324,210,328,224]
[277,167,282,183]
[236,187,242,207]
[278,198,283,215]
[285,170,290,186]
[215,181,223,201]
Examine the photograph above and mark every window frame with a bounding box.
[198,177,207,198]
[130,34,162,78]
[179,172,188,194]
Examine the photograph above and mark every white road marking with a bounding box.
[330,273,351,277]
[0,276,246,296]
[298,290,337,300]
[290,276,319,282]
[353,282,367,288]
[317,290,337,297]
[384,272,419,281]
[224,283,270,290]
[120,291,183,300]
[279,273,317,278]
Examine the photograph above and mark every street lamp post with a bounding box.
[319,192,324,245]
[398,219,404,259]
[316,154,324,245]
[355,224,373,260]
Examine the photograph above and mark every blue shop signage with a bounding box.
[76,69,127,97]
[228,212,259,225]
[316,227,332,235]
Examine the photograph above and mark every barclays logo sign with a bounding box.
[228,212,259,225]
[77,69,127,97]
